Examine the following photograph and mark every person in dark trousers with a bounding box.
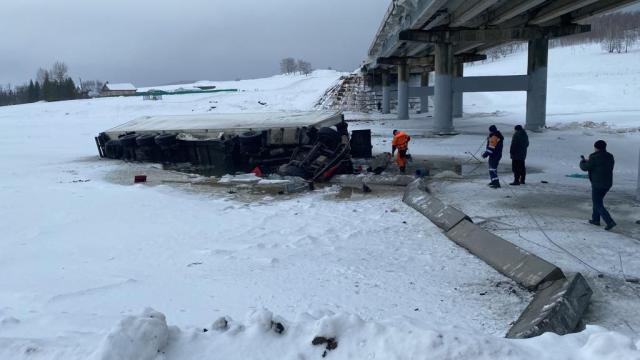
[482,125,504,188]
[391,130,411,173]
[580,140,616,231]
[510,125,529,185]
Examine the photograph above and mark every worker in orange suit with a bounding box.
[391,129,411,173]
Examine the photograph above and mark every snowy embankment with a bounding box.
[1,59,640,358]
[15,307,636,360]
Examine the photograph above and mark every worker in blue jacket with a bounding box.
[482,125,504,189]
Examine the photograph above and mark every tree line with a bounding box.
[280,58,313,75]
[482,11,640,61]
[0,61,104,107]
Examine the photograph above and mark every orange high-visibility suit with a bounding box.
[391,131,411,172]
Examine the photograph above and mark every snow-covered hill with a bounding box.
[1,51,640,359]
[465,44,640,128]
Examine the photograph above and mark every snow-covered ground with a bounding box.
[1,46,640,359]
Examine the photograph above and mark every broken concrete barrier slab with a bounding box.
[331,174,416,188]
[402,179,470,231]
[506,273,593,338]
[446,220,564,290]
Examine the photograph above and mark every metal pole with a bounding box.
[525,38,548,131]
[434,42,455,134]
[397,62,409,120]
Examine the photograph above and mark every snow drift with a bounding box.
[86,308,640,360]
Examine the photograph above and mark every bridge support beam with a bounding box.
[453,62,464,118]
[381,71,391,114]
[434,42,455,134]
[419,71,430,114]
[526,38,549,131]
[398,62,409,120]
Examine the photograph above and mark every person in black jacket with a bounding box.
[580,140,616,230]
[482,125,504,188]
[510,125,529,185]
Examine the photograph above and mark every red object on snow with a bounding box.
[251,166,263,177]
[134,175,147,183]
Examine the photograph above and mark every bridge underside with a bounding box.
[364,0,639,133]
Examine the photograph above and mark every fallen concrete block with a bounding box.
[506,273,593,338]
[331,174,416,188]
[446,220,564,290]
[402,179,470,231]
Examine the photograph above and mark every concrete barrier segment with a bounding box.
[506,273,593,338]
[446,220,565,290]
[402,179,471,231]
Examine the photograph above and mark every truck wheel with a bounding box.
[105,140,123,159]
[317,127,340,149]
[155,133,178,147]
[136,134,156,147]
[239,131,262,153]
[119,133,138,148]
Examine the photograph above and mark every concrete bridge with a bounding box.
[363,0,639,134]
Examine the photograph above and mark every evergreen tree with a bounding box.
[27,80,36,102]
[42,73,53,101]
[34,81,41,101]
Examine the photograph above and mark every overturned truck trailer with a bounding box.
[95,111,372,180]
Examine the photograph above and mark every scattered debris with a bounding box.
[271,321,285,334]
[212,317,230,331]
[312,336,338,357]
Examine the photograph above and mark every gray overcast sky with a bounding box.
[0,0,390,86]
[2,1,639,87]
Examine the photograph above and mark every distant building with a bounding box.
[101,82,137,97]
[194,81,217,90]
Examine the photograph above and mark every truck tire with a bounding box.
[105,140,123,159]
[119,133,138,148]
[155,133,178,147]
[239,131,262,153]
[317,127,340,149]
[136,134,156,147]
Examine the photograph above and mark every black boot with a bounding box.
[509,180,520,186]
[490,180,501,188]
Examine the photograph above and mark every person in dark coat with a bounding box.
[510,125,529,185]
[580,140,616,230]
[482,125,504,188]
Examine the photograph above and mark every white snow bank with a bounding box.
[92,308,169,360]
[80,308,640,360]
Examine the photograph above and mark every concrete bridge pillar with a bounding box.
[381,71,391,114]
[419,70,429,114]
[453,62,464,118]
[434,42,455,134]
[526,38,549,131]
[397,62,409,120]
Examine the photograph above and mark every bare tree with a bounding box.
[51,61,69,82]
[297,60,313,75]
[80,80,105,97]
[36,68,49,84]
[280,57,297,74]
